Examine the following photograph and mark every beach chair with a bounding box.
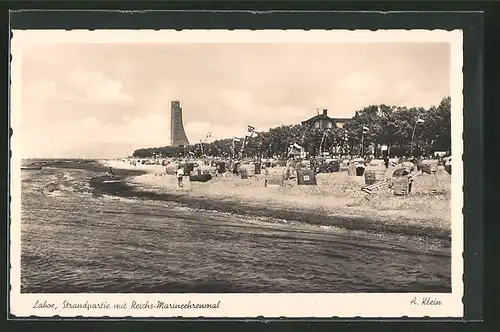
[392,176,410,196]
[297,169,317,185]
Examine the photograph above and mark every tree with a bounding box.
[132,97,451,159]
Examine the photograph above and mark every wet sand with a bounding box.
[99,160,451,241]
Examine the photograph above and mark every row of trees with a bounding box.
[132,97,451,159]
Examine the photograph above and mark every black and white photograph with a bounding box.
[10,30,464,317]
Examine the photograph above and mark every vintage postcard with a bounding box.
[10,29,463,318]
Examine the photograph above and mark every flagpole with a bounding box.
[360,126,369,158]
[410,119,425,157]
[232,139,235,159]
[239,135,246,158]
[204,132,210,157]
[361,132,364,158]
[343,129,348,157]
[300,129,308,157]
[320,131,327,156]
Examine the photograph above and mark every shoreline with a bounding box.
[96,160,451,242]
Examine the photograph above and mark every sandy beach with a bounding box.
[100,160,451,240]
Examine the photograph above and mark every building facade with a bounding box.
[170,100,190,147]
[301,109,351,129]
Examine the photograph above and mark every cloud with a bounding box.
[66,69,134,105]
[19,117,103,158]
[18,42,451,158]
[31,80,57,97]
[20,114,170,158]
[24,70,134,109]
[184,121,245,143]
[127,114,170,147]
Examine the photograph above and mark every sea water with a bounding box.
[18,160,451,293]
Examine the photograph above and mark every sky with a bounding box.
[18,42,450,158]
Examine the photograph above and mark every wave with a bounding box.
[33,170,94,197]
[100,194,140,204]
[24,163,450,246]
[20,162,452,293]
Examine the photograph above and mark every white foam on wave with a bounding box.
[173,206,196,212]
[61,172,76,181]
[100,194,139,204]
[101,194,121,200]
[45,190,64,197]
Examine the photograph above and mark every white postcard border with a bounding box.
[9,29,464,318]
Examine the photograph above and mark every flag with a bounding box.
[232,137,241,142]
[363,126,370,133]
[247,125,255,132]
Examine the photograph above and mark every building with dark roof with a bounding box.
[301,109,352,129]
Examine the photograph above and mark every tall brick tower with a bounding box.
[170,100,190,147]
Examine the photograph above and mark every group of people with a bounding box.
[168,154,444,190]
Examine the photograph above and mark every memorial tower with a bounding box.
[170,100,190,147]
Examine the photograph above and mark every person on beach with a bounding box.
[176,165,185,187]
[108,167,114,177]
[215,163,220,177]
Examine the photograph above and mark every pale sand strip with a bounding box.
[99,160,451,239]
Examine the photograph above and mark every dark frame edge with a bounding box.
[462,13,484,322]
[5,8,486,327]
